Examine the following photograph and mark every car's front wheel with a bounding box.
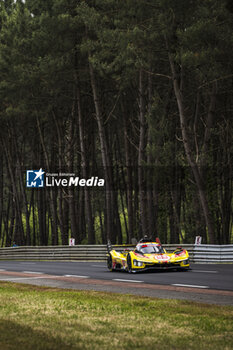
[127,253,133,273]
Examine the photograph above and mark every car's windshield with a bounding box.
[137,244,164,254]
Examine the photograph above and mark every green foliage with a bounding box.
[0,0,232,245]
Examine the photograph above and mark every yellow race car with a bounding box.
[107,239,190,273]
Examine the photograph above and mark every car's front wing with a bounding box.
[132,261,190,272]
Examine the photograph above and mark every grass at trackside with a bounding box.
[0,283,232,350]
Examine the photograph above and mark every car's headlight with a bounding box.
[133,260,144,267]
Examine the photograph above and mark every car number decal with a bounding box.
[156,255,170,261]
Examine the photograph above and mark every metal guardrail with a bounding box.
[193,245,233,263]
[0,245,108,261]
[0,244,232,263]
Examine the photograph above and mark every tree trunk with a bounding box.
[37,190,47,245]
[168,51,216,244]
[37,116,58,245]
[123,118,133,243]
[89,61,114,242]
[147,72,156,239]
[3,137,24,245]
[76,78,95,244]
[53,112,69,245]
[13,136,31,245]
[138,69,148,237]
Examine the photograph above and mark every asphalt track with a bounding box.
[0,261,233,305]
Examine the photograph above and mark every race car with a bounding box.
[107,238,190,273]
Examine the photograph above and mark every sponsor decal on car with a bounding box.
[155,255,170,261]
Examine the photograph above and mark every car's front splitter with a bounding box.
[131,264,190,273]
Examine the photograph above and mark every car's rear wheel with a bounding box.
[107,254,114,271]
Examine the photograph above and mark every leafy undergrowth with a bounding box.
[0,282,232,350]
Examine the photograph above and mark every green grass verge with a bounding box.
[0,282,232,350]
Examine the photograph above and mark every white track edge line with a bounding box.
[23,271,44,274]
[191,270,218,274]
[172,283,209,289]
[64,275,89,279]
[113,279,143,283]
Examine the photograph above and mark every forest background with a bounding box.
[0,0,232,247]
